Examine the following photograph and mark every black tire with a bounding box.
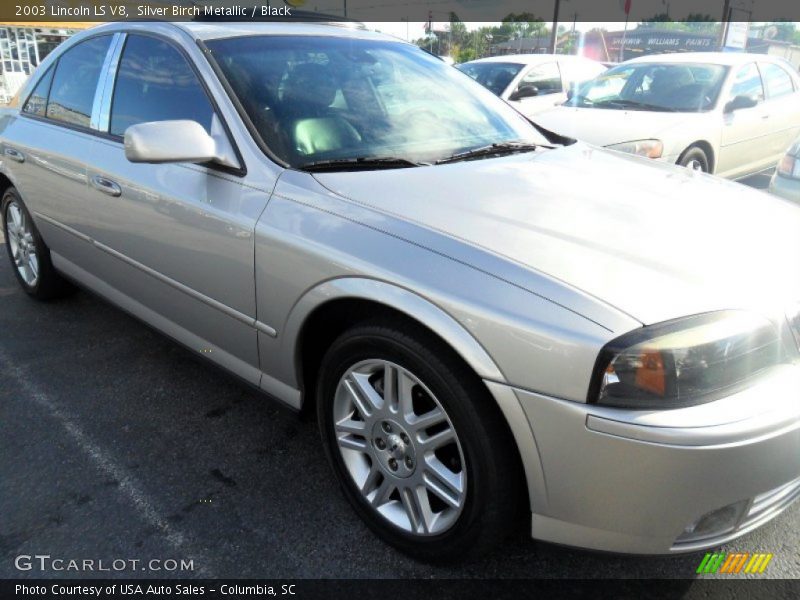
[677,146,710,173]
[2,187,74,300]
[316,319,524,562]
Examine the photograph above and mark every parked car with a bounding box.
[770,137,800,203]
[456,54,606,117]
[534,52,800,178]
[2,22,800,562]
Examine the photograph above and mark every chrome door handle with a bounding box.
[90,175,122,197]
[4,147,24,163]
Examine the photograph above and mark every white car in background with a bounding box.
[457,54,606,117]
[534,52,800,178]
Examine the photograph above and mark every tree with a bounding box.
[448,12,470,49]
[772,21,797,42]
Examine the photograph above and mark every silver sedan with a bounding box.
[2,21,800,561]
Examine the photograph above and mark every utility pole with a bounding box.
[718,0,732,50]
[619,0,632,62]
[549,0,561,54]
[343,0,347,18]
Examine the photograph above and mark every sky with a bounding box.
[365,22,630,43]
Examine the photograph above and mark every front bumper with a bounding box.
[769,171,800,204]
[487,364,800,554]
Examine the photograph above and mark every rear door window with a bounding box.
[46,35,112,128]
[22,65,54,117]
[760,62,795,99]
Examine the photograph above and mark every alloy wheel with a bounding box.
[686,159,706,172]
[332,359,466,536]
[5,200,39,287]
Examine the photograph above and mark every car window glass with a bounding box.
[110,35,214,137]
[761,63,794,99]
[728,63,764,104]
[568,63,727,112]
[208,36,548,167]
[456,62,524,96]
[46,35,112,128]
[22,65,54,117]
[519,62,562,94]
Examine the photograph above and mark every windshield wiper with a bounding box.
[436,141,540,165]
[299,157,427,172]
[595,99,677,112]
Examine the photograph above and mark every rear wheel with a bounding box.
[2,187,73,300]
[678,146,710,173]
[316,320,522,562]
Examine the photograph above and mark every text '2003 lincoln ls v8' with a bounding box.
[1,21,800,561]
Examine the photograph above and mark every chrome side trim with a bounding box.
[255,320,278,337]
[94,240,257,328]
[90,33,125,131]
[34,211,277,338]
[35,212,92,243]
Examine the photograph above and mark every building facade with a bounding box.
[0,22,93,104]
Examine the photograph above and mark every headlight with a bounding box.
[588,311,786,408]
[777,154,800,179]
[606,139,664,159]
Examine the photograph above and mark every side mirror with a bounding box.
[125,120,223,165]
[724,94,758,113]
[566,86,575,101]
[510,85,539,101]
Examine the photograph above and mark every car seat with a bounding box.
[280,62,361,156]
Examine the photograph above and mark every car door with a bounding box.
[758,61,800,158]
[82,33,270,383]
[1,34,115,260]
[717,62,769,178]
[506,62,566,117]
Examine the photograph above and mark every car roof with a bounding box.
[174,21,400,43]
[623,52,790,67]
[464,54,599,66]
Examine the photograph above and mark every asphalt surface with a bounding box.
[2,173,798,581]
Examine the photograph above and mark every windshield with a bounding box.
[456,62,524,95]
[565,62,729,113]
[205,36,547,168]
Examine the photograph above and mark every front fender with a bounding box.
[279,276,506,395]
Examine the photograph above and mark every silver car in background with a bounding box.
[457,54,607,118]
[1,22,800,561]
[535,53,800,178]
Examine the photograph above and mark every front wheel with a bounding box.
[678,146,710,173]
[316,321,522,562]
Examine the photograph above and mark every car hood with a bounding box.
[313,143,800,326]
[532,106,703,147]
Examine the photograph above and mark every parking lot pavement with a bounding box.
[2,182,799,580]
